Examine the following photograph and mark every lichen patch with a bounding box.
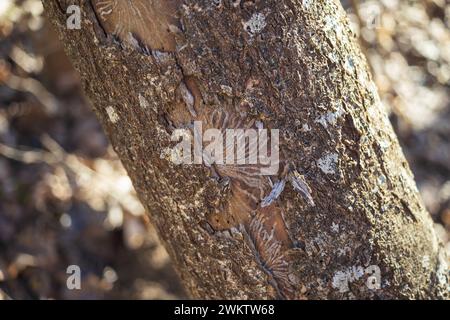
[332,266,365,293]
[317,153,339,175]
[315,105,344,129]
[243,13,267,35]
[106,106,119,123]
[138,94,149,109]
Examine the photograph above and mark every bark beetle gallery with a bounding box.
[43,0,448,299]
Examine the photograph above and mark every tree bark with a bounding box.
[43,0,448,299]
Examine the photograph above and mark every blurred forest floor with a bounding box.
[0,0,449,299]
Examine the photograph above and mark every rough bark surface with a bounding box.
[44,0,448,299]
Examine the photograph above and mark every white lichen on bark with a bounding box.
[317,153,339,175]
[105,106,119,123]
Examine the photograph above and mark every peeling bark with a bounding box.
[44,0,448,299]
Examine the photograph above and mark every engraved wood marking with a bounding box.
[92,0,180,52]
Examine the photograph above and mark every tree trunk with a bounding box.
[43,0,448,299]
